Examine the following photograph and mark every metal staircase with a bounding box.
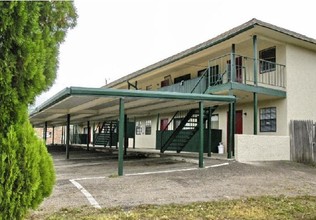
[160,109,208,153]
[94,121,117,146]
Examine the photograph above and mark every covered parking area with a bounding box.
[30,87,235,176]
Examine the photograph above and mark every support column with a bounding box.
[207,107,212,157]
[93,122,95,147]
[199,102,204,168]
[133,117,136,149]
[66,114,70,159]
[61,126,64,144]
[228,96,234,159]
[253,35,258,86]
[156,114,160,131]
[118,98,125,176]
[87,121,90,151]
[52,126,55,145]
[124,114,128,156]
[232,100,236,157]
[253,93,258,135]
[230,44,236,82]
[43,121,48,144]
[109,121,113,148]
[253,35,258,135]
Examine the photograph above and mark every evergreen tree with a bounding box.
[0,2,77,219]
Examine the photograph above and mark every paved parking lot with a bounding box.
[33,145,316,215]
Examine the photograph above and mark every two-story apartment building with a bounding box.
[30,18,316,162]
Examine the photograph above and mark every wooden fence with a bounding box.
[290,120,316,164]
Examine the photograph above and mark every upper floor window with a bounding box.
[161,75,172,88]
[259,47,276,73]
[174,74,191,84]
[197,68,207,77]
[260,107,276,132]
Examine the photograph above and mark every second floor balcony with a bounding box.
[158,53,286,95]
[207,54,286,89]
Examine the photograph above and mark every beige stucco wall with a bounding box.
[285,45,316,131]
[214,98,287,152]
[235,134,290,162]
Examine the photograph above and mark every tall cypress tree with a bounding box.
[0,2,77,219]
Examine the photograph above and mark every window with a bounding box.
[259,47,276,73]
[174,74,191,84]
[145,120,151,135]
[146,85,152,90]
[83,127,89,134]
[174,118,183,130]
[260,107,276,132]
[161,75,172,88]
[136,121,142,135]
[211,114,219,129]
[197,68,207,77]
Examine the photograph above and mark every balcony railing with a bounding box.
[208,54,286,88]
[158,76,207,93]
[157,54,285,94]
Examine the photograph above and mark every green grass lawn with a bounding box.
[29,195,316,220]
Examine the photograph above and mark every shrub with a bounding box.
[0,119,55,220]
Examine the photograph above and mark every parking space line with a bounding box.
[69,162,229,208]
[126,162,230,176]
[69,179,101,209]
[205,162,229,168]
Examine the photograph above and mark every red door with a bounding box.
[227,110,243,148]
[160,119,169,131]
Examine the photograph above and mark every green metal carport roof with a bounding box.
[30,86,236,127]
[30,86,236,176]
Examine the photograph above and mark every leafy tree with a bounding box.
[0,1,77,219]
[0,1,77,131]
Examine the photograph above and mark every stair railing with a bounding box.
[93,122,106,144]
[161,109,197,153]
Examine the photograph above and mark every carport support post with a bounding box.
[43,121,48,144]
[118,98,125,176]
[207,107,212,157]
[52,126,55,145]
[124,114,128,156]
[228,101,234,159]
[199,102,204,168]
[66,114,70,159]
[133,117,136,149]
[87,121,90,151]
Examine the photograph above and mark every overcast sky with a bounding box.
[34,0,316,107]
